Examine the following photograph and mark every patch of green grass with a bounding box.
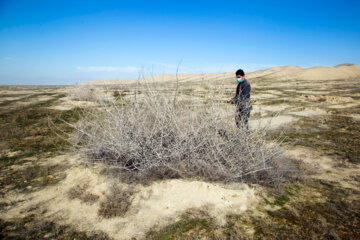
[113,90,121,99]
[0,93,81,195]
[273,194,291,206]
[146,218,212,240]
[112,90,129,102]
[261,184,300,207]
[0,92,57,108]
[0,95,81,169]
[270,112,360,163]
[328,104,360,115]
[0,155,26,169]
[181,89,194,96]
[0,215,111,240]
[262,194,292,207]
[263,99,298,105]
[0,164,67,193]
[252,181,360,239]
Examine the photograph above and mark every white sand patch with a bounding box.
[289,108,327,117]
[285,146,360,190]
[327,102,359,109]
[1,95,55,109]
[298,90,331,95]
[254,104,289,113]
[0,96,24,102]
[267,90,284,95]
[350,114,360,121]
[286,146,333,171]
[105,180,257,239]
[0,90,35,95]
[48,97,98,110]
[252,93,278,100]
[33,96,54,102]
[250,115,295,130]
[1,150,22,158]
[48,105,74,110]
[1,154,258,240]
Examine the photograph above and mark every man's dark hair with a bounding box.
[236,69,245,76]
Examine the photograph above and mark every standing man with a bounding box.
[227,69,252,131]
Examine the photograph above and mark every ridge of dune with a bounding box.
[247,65,303,79]
[290,64,360,81]
[80,79,135,85]
[80,64,360,85]
[335,63,355,67]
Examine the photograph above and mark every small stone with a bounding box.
[44,233,52,238]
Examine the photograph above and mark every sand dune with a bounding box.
[80,64,360,85]
[247,64,360,81]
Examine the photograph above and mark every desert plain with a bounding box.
[1,64,360,239]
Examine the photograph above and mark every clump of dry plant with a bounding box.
[98,184,135,218]
[68,84,110,103]
[62,79,290,184]
[67,183,99,204]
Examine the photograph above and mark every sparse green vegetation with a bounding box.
[263,99,298,105]
[0,214,111,240]
[0,94,81,169]
[1,75,360,240]
[113,90,121,99]
[0,92,57,108]
[275,113,360,163]
[146,217,212,239]
[251,181,360,239]
[0,164,67,194]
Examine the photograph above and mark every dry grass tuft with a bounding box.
[98,184,135,218]
[68,85,110,103]
[67,183,99,204]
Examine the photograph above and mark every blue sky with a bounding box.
[0,0,359,85]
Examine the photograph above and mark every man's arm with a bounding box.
[228,83,240,104]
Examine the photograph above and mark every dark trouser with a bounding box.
[235,108,251,131]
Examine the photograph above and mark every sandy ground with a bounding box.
[250,115,296,130]
[48,96,99,110]
[285,146,360,191]
[2,155,257,240]
[1,64,360,239]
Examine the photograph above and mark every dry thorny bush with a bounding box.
[57,79,292,185]
[68,84,110,103]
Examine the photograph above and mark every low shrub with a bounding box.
[65,80,290,184]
